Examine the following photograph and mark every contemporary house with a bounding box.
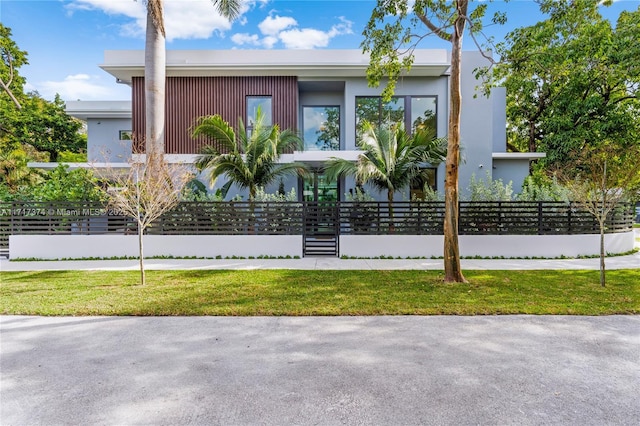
[71,48,544,200]
[9,49,635,260]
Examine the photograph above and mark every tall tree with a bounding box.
[15,95,85,162]
[0,24,26,110]
[143,0,240,163]
[483,1,640,169]
[192,110,307,200]
[362,0,504,282]
[325,120,446,229]
[1,23,85,191]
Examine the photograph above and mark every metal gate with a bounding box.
[303,202,339,256]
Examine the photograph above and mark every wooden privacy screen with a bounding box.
[132,76,298,154]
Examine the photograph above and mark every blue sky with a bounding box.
[1,0,639,102]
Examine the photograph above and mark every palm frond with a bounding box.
[191,115,237,153]
[212,0,241,20]
[324,158,359,183]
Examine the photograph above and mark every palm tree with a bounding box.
[144,0,240,163]
[325,120,446,229]
[192,109,307,200]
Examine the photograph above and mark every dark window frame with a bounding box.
[355,95,438,142]
[302,105,341,151]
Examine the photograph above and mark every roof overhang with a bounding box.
[492,152,547,160]
[65,101,132,120]
[100,49,451,84]
[28,162,131,170]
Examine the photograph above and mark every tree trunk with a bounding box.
[0,79,22,110]
[443,3,468,283]
[145,0,166,163]
[138,220,145,286]
[599,220,606,287]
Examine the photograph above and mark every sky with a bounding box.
[1,0,639,102]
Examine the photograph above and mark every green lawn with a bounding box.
[1,269,638,316]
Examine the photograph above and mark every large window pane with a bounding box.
[411,97,437,135]
[355,97,380,136]
[356,96,437,145]
[355,96,404,144]
[381,97,404,129]
[303,106,340,151]
[247,96,272,127]
[410,168,437,199]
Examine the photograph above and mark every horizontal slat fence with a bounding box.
[148,202,304,236]
[338,201,445,235]
[0,201,634,254]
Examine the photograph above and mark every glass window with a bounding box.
[410,168,437,200]
[411,97,437,136]
[356,96,404,137]
[303,106,340,151]
[302,170,338,202]
[356,96,436,143]
[247,96,272,131]
[119,130,132,140]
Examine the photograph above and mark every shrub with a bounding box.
[465,171,514,201]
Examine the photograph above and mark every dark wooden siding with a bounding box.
[131,76,299,154]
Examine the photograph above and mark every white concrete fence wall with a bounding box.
[339,233,635,258]
[9,235,302,260]
[9,232,635,260]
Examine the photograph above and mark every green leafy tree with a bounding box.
[0,24,26,110]
[1,24,86,194]
[0,147,43,194]
[563,142,640,287]
[30,164,103,202]
[325,120,446,229]
[483,0,640,169]
[192,109,307,200]
[11,94,86,162]
[363,0,504,282]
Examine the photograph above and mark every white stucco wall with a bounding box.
[459,52,498,198]
[87,117,132,162]
[340,232,635,258]
[10,235,302,260]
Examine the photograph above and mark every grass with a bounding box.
[1,269,639,316]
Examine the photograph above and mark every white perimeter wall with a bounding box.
[340,233,635,258]
[10,235,302,260]
[9,232,634,260]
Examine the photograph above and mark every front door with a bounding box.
[302,170,338,202]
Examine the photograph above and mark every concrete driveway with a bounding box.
[1,315,639,425]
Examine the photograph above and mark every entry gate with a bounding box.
[302,202,339,256]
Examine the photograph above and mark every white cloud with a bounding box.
[35,74,129,101]
[261,35,279,49]
[233,14,354,49]
[278,28,331,49]
[258,14,297,36]
[231,33,262,46]
[277,16,354,49]
[67,0,250,42]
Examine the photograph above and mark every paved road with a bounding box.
[2,315,639,425]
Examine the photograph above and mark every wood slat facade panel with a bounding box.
[131,76,298,154]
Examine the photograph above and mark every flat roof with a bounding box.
[492,152,547,160]
[66,101,131,119]
[100,49,451,84]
